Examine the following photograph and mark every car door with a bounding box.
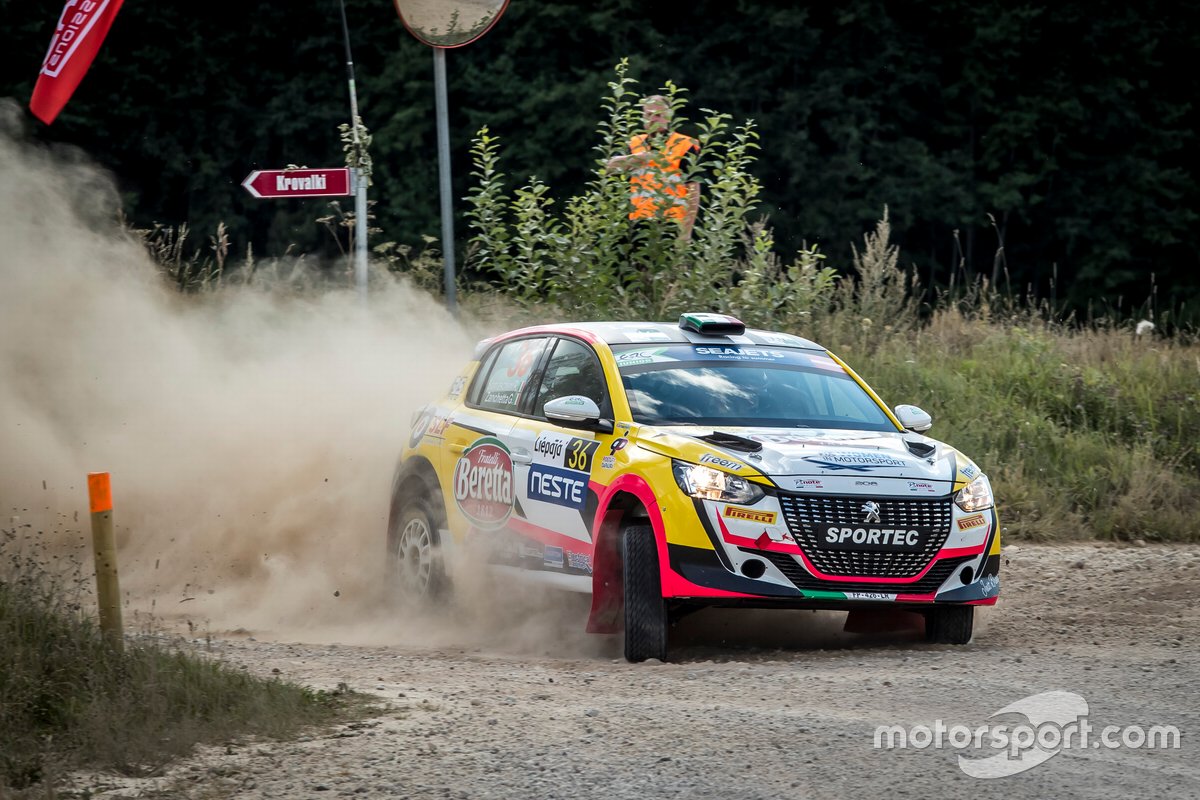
[504,336,620,581]
[442,336,551,560]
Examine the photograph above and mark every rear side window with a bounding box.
[471,338,550,414]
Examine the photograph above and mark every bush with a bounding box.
[462,59,839,322]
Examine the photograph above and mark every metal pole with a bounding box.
[433,47,457,316]
[338,0,368,304]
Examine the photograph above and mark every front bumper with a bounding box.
[661,495,1001,606]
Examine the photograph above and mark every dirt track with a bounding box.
[68,544,1199,799]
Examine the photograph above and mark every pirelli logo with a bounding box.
[723,505,777,525]
[957,513,987,530]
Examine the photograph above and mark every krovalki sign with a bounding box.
[241,168,353,199]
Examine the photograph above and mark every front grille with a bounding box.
[777,492,953,578]
[755,550,972,595]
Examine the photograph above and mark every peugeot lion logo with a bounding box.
[861,501,881,523]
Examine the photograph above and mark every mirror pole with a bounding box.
[433,47,458,317]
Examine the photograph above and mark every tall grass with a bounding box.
[855,311,1200,541]
[0,526,356,793]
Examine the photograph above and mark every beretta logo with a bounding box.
[453,437,514,529]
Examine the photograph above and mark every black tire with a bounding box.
[387,488,448,604]
[622,525,668,662]
[925,605,974,644]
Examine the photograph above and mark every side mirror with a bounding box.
[894,404,933,433]
[544,395,613,433]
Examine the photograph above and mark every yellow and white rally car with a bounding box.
[389,313,999,661]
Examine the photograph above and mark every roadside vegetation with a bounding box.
[0,526,359,794]
[137,63,1200,544]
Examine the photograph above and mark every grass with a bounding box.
[0,527,362,794]
[849,310,1200,541]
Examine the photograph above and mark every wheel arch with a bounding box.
[388,455,444,552]
[587,476,667,634]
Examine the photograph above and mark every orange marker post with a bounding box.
[87,472,123,649]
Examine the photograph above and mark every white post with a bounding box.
[339,0,368,306]
[354,168,368,304]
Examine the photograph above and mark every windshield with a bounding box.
[613,344,898,431]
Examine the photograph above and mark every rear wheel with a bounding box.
[388,491,448,604]
[622,525,668,662]
[925,605,974,644]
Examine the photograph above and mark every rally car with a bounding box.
[388,313,1000,661]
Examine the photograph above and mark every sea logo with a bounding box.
[452,437,514,529]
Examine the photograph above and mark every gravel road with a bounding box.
[66,544,1199,799]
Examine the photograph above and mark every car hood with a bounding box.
[636,425,959,491]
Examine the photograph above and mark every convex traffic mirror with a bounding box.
[393,0,508,47]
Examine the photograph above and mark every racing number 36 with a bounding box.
[567,439,600,472]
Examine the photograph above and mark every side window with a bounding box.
[534,338,608,417]
[467,348,501,406]
[473,338,550,414]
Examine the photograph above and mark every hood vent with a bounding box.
[696,431,763,453]
[904,439,936,458]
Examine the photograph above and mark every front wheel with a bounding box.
[925,605,974,644]
[388,493,448,604]
[622,525,668,662]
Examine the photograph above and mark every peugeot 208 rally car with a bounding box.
[389,313,1000,661]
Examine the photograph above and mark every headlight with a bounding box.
[955,474,994,512]
[673,460,765,504]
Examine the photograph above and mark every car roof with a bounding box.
[479,321,825,354]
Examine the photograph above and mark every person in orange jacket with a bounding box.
[606,95,701,240]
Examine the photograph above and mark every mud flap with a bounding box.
[586,509,625,634]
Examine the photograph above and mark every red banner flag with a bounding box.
[29,0,125,125]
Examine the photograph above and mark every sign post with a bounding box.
[241,167,354,199]
[338,0,369,306]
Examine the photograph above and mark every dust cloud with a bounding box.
[0,100,499,645]
[0,104,907,660]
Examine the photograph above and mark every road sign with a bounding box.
[241,168,353,199]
